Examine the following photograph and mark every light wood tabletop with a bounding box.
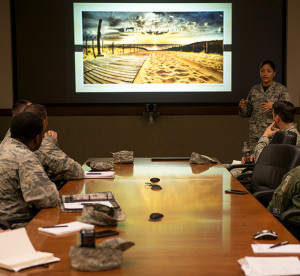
[3,158,299,276]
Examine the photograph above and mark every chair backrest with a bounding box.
[270,131,297,145]
[251,144,300,193]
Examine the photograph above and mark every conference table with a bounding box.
[4,158,300,275]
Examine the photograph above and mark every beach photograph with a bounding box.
[80,8,225,85]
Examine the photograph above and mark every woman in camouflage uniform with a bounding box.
[239,60,291,153]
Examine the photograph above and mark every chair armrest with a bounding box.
[227,164,255,172]
[5,214,34,225]
[280,209,300,224]
[253,189,275,199]
[241,167,255,174]
[253,189,275,207]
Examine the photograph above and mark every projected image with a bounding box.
[74,3,232,93]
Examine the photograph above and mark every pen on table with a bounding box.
[269,241,289,248]
[86,172,102,175]
[42,225,68,228]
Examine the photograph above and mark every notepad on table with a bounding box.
[60,191,120,212]
[252,243,300,253]
[84,171,115,179]
[0,228,59,272]
[38,221,94,236]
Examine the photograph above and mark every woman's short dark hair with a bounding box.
[272,101,296,123]
[260,60,276,71]
[11,112,43,143]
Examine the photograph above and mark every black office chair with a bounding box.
[280,209,300,241]
[269,131,298,145]
[251,144,300,207]
[227,131,298,189]
[0,213,36,230]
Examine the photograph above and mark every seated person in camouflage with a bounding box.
[1,99,31,145]
[23,103,84,180]
[267,165,300,217]
[253,101,300,163]
[226,101,299,178]
[0,112,59,225]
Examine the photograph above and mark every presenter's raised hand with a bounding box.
[261,99,274,112]
[239,99,248,110]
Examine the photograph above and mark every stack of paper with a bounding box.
[84,171,115,179]
[238,256,300,275]
[38,221,94,236]
[0,228,59,272]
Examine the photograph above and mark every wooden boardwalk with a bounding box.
[83,53,149,84]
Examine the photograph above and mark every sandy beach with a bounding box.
[133,51,223,84]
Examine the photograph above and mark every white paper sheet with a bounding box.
[84,171,115,179]
[238,256,300,276]
[38,221,94,236]
[63,200,113,210]
[252,244,300,254]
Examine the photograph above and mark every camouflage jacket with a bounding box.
[239,81,290,151]
[254,123,300,163]
[2,129,84,180]
[267,165,300,216]
[36,135,84,180]
[0,129,10,145]
[0,138,59,221]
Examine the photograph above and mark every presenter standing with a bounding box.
[239,60,291,153]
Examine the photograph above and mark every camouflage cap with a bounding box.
[112,150,134,164]
[189,152,217,165]
[69,237,135,271]
[86,160,114,171]
[81,204,126,226]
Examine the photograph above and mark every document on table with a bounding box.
[252,243,300,253]
[84,171,115,179]
[238,256,300,276]
[0,228,59,272]
[63,200,113,210]
[38,221,94,236]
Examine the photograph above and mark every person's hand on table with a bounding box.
[241,154,254,164]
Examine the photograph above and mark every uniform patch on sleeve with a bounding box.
[281,175,293,193]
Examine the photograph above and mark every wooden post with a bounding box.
[96,19,104,56]
[92,40,95,58]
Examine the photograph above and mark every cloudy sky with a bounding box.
[82,11,223,45]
